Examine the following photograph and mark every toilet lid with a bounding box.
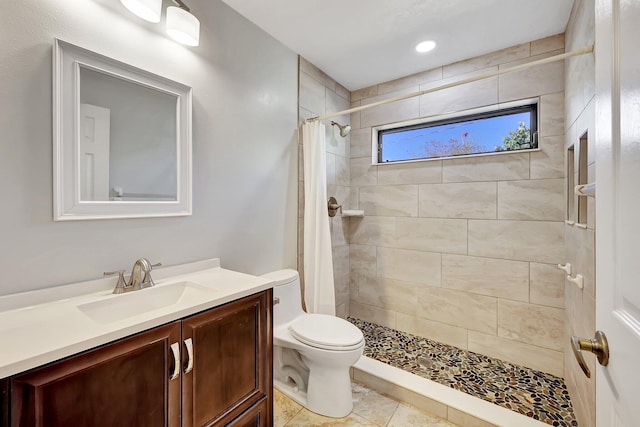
[289,314,364,350]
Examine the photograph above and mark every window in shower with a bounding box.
[375,101,538,163]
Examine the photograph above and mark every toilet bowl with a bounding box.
[262,269,364,418]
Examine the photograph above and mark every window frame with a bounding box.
[373,99,539,165]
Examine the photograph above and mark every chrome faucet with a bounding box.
[129,258,156,290]
[104,258,161,294]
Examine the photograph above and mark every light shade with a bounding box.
[166,6,200,47]
[120,0,162,23]
[415,40,436,53]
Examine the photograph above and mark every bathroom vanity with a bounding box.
[0,259,273,426]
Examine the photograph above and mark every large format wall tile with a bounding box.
[443,43,530,77]
[377,247,441,286]
[300,56,338,93]
[419,76,498,118]
[299,71,326,115]
[377,67,442,96]
[359,276,419,315]
[531,33,565,56]
[350,128,372,159]
[442,254,529,301]
[377,161,442,185]
[349,216,396,247]
[418,286,497,334]
[351,85,378,103]
[361,87,420,128]
[497,179,564,221]
[359,185,419,217]
[350,244,377,275]
[419,182,497,219]
[333,244,350,306]
[468,332,563,376]
[397,218,467,254]
[350,301,397,329]
[530,135,565,179]
[351,157,377,186]
[335,155,350,186]
[539,92,565,138]
[442,153,529,182]
[396,313,468,349]
[498,299,564,351]
[499,53,564,102]
[530,262,565,308]
[468,220,563,263]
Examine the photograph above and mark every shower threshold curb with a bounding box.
[353,356,548,427]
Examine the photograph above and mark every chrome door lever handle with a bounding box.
[571,330,609,378]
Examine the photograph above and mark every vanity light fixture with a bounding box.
[166,0,200,47]
[415,40,436,53]
[120,0,162,23]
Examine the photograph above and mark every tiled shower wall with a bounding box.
[563,0,596,425]
[347,35,567,377]
[297,57,351,317]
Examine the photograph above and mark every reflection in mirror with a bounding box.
[79,67,178,201]
[53,39,192,221]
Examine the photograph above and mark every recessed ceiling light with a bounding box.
[416,40,436,53]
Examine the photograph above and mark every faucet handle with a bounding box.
[104,270,128,294]
[139,261,161,289]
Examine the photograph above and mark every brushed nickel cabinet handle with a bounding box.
[184,338,194,374]
[571,330,609,378]
[169,342,180,380]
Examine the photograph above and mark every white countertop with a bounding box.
[0,258,274,378]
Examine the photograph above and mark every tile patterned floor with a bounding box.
[348,317,577,427]
[274,382,458,427]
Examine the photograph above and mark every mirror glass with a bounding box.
[54,40,192,220]
[79,67,178,202]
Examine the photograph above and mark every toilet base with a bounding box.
[306,365,354,417]
[274,370,354,418]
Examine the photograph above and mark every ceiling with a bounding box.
[220,0,575,91]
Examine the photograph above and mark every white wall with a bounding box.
[0,0,298,295]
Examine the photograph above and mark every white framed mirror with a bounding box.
[53,39,192,220]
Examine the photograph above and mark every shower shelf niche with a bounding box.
[341,210,364,217]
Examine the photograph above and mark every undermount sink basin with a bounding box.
[77,281,217,324]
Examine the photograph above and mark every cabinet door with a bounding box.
[223,398,269,427]
[9,322,182,427]
[182,290,272,427]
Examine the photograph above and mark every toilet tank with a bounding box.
[261,269,305,326]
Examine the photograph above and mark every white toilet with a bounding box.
[262,269,364,418]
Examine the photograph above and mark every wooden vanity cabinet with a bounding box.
[2,289,272,427]
[182,290,272,427]
[9,322,182,427]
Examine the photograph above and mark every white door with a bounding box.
[79,103,110,201]
[595,0,640,425]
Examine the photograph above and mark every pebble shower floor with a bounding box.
[348,317,577,426]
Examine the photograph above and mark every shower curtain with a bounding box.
[301,121,336,316]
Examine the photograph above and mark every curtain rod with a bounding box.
[305,45,594,123]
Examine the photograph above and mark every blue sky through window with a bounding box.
[380,111,531,162]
